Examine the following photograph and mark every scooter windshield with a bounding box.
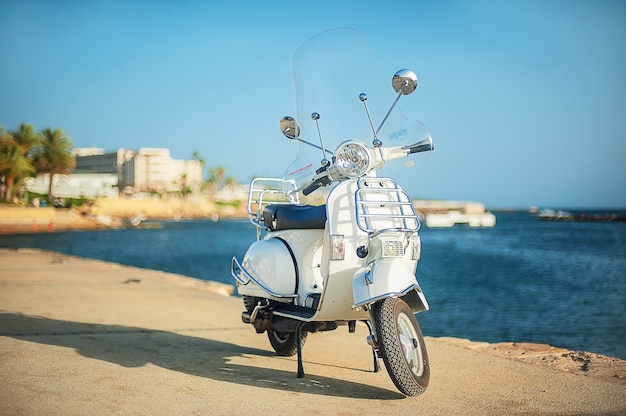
[284,28,431,190]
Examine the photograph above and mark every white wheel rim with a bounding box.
[273,331,289,344]
[397,312,424,377]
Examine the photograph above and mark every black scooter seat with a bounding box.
[263,204,326,231]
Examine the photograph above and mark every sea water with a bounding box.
[1,211,624,359]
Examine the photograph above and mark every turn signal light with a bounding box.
[412,234,421,260]
[331,234,345,260]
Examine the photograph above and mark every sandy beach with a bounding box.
[0,248,625,415]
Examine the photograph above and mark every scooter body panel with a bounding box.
[312,180,372,321]
[236,230,325,304]
[237,238,296,297]
[352,257,429,312]
[268,229,325,303]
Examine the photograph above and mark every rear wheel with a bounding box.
[242,295,261,313]
[374,297,429,396]
[243,296,308,356]
[267,329,307,357]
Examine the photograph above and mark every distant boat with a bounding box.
[414,200,496,228]
[426,211,496,228]
[129,213,147,227]
[538,209,573,220]
[538,208,556,219]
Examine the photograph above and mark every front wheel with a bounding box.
[267,329,307,357]
[374,297,429,396]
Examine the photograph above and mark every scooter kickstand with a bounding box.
[296,322,305,378]
[363,320,381,372]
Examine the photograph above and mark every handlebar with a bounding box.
[299,136,433,196]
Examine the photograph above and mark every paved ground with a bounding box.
[1,248,625,415]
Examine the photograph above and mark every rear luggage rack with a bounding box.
[247,178,299,235]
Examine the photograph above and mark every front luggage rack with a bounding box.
[355,177,420,234]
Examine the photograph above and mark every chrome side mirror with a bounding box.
[392,69,418,95]
[279,116,300,140]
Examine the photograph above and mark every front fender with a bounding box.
[352,258,429,313]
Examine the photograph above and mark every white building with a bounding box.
[26,173,119,199]
[121,148,203,194]
[73,147,106,157]
[26,147,205,198]
[74,148,135,183]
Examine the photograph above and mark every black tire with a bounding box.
[374,297,429,396]
[242,295,260,313]
[267,329,307,357]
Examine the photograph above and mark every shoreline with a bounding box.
[2,247,625,386]
[0,206,247,236]
[2,203,626,236]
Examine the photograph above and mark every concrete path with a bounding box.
[1,249,624,415]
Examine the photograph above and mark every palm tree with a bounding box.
[225,176,238,189]
[207,166,225,186]
[0,123,38,202]
[205,166,226,200]
[31,127,75,202]
[192,150,206,181]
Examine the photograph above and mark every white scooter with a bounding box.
[231,28,434,397]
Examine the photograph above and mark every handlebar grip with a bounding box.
[302,180,321,196]
[408,142,434,154]
[404,137,434,154]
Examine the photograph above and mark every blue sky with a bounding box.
[1,0,625,209]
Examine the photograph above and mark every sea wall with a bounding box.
[92,196,232,219]
[0,197,248,234]
[0,206,56,224]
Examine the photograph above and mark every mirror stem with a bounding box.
[297,138,334,156]
[375,89,404,137]
[311,112,329,161]
[359,93,379,145]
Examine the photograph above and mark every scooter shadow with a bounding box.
[0,313,404,400]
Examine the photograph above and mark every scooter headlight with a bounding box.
[334,141,371,178]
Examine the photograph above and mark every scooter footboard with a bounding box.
[352,258,429,313]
